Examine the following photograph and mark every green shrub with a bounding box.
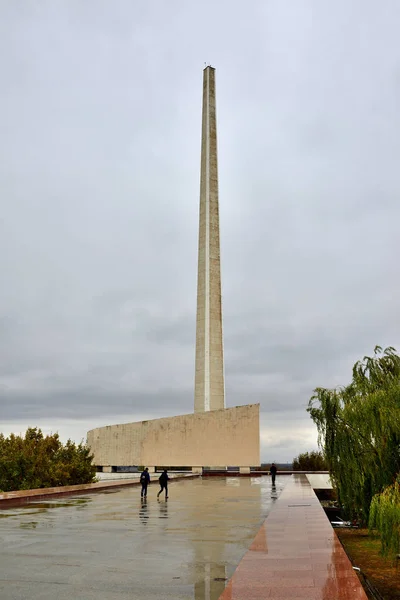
[369,476,400,559]
[0,428,96,492]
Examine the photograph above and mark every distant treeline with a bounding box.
[257,453,327,471]
[292,451,327,471]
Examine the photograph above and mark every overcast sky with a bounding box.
[1,1,399,462]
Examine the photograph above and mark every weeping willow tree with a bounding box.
[307,346,400,525]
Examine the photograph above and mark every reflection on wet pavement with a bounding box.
[0,475,284,599]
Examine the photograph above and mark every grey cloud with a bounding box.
[2,388,192,422]
[1,1,400,461]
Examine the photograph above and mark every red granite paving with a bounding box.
[219,474,367,600]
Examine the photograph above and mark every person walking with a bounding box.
[270,463,277,486]
[140,467,150,498]
[157,469,170,499]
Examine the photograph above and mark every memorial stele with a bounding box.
[87,67,260,471]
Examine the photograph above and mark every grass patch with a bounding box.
[336,528,400,600]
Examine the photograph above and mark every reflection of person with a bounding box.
[157,469,170,499]
[140,467,150,498]
[139,497,148,525]
[158,499,168,520]
[270,463,277,486]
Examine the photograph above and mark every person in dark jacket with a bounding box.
[140,467,150,498]
[157,469,170,499]
[270,463,277,486]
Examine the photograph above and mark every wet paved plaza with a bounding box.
[0,475,285,599]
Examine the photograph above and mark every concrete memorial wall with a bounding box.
[87,404,260,468]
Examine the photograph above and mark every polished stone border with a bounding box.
[0,473,200,508]
[202,471,329,477]
[218,474,368,600]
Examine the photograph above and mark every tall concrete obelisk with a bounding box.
[194,66,225,413]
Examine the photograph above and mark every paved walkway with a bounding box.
[0,473,198,507]
[218,474,368,600]
[0,475,283,599]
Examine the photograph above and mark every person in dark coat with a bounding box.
[157,469,170,499]
[140,467,150,498]
[270,463,277,486]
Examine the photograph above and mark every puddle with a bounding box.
[20,521,38,529]
[0,509,47,518]
[24,497,92,510]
